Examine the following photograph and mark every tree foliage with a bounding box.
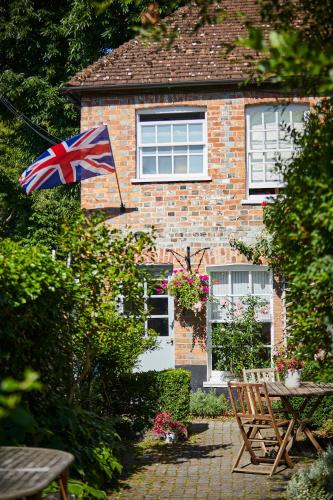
[238,0,333,94]
[0,216,158,490]
[0,0,184,245]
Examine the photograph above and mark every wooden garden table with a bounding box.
[0,447,74,500]
[265,381,333,454]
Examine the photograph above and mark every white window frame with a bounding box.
[204,265,274,387]
[144,278,174,338]
[245,103,309,202]
[136,106,208,182]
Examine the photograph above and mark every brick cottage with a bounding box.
[63,0,310,389]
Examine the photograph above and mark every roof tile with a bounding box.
[67,0,264,89]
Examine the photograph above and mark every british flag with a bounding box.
[19,125,115,194]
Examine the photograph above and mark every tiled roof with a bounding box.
[66,0,266,90]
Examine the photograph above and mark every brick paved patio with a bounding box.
[109,419,313,499]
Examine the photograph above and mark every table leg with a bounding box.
[282,396,323,454]
[59,468,69,500]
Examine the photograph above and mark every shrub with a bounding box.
[108,368,191,433]
[157,368,191,423]
[286,446,333,500]
[190,389,231,417]
[301,361,333,429]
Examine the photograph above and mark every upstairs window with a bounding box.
[137,107,207,180]
[246,104,309,200]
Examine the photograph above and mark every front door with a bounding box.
[136,282,174,372]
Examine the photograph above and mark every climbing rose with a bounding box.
[261,200,267,207]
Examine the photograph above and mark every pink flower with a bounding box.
[262,200,267,207]
[155,287,163,294]
[199,275,209,281]
[202,296,208,302]
[201,285,209,293]
[186,278,194,284]
[174,280,182,286]
[193,302,203,313]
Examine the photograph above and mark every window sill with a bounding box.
[131,175,212,184]
[203,381,228,388]
[241,196,277,206]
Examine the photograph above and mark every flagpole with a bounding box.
[101,123,125,214]
[114,167,125,213]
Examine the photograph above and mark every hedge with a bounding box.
[108,368,191,434]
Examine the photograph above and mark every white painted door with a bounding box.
[136,284,174,372]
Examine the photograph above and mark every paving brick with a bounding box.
[109,419,312,500]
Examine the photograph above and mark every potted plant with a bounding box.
[211,296,269,381]
[273,348,304,388]
[152,411,187,443]
[156,269,209,314]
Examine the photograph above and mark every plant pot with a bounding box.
[284,369,301,388]
[164,431,177,443]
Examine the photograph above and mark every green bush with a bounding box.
[301,361,333,430]
[190,389,231,417]
[157,368,191,422]
[109,368,191,433]
[286,446,333,500]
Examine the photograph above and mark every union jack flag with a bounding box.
[19,125,115,194]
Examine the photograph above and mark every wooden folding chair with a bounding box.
[228,382,294,476]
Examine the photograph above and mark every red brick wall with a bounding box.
[80,90,309,370]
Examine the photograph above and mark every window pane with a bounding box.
[142,156,156,174]
[263,110,276,129]
[189,123,203,141]
[231,271,249,295]
[211,272,228,296]
[141,126,155,144]
[265,130,278,149]
[147,297,169,315]
[189,155,203,173]
[173,124,187,142]
[266,163,280,182]
[158,156,172,174]
[292,106,308,124]
[174,155,187,173]
[260,323,272,344]
[278,107,291,125]
[253,271,270,294]
[157,125,171,143]
[278,129,292,149]
[174,145,187,154]
[211,301,229,321]
[250,153,264,182]
[158,146,172,154]
[249,110,263,130]
[148,317,169,336]
[142,147,156,154]
[250,131,264,149]
[189,145,204,153]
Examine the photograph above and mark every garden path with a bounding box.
[109,419,312,500]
